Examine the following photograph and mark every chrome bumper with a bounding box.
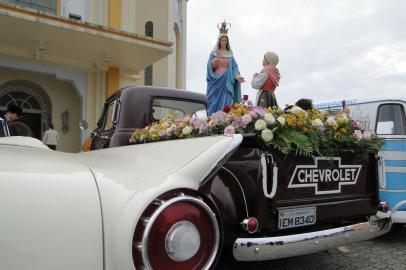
[233,216,392,261]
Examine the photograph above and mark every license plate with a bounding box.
[278,207,316,230]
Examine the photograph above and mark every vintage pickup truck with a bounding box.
[0,86,392,270]
[88,86,392,266]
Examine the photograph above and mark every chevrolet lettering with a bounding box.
[288,157,362,195]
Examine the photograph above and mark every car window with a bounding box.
[0,118,7,137]
[152,98,207,120]
[104,101,115,131]
[376,104,406,135]
[97,100,116,132]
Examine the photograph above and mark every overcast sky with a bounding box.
[186,0,406,106]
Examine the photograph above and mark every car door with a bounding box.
[91,99,120,150]
[376,102,406,218]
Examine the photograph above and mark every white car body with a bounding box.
[0,135,242,270]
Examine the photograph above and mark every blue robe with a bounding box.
[206,53,242,115]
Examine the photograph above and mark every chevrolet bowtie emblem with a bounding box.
[288,157,362,195]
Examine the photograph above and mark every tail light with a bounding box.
[133,191,220,270]
[241,217,258,234]
[378,202,389,213]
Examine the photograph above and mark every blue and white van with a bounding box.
[315,98,406,223]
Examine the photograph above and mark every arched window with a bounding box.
[174,23,181,88]
[145,21,154,38]
[144,21,154,85]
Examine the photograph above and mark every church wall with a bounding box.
[135,0,170,87]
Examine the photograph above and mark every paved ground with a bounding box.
[216,225,406,270]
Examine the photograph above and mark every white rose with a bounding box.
[311,119,323,127]
[291,105,305,115]
[261,129,274,142]
[254,119,267,130]
[264,113,276,125]
[326,116,337,127]
[182,126,193,135]
[277,116,286,126]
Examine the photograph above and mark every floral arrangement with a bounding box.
[129,102,383,157]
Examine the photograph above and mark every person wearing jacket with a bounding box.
[4,104,33,137]
[42,124,59,150]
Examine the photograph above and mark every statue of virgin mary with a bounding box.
[206,21,244,115]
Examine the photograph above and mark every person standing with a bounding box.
[206,21,245,115]
[42,124,59,150]
[251,51,281,108]
[4,104,33,137]
[341,100,351,116]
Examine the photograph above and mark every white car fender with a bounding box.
[77,134,243,270]
[0,142,103,270]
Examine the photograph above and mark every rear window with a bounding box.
[152,98,207,120]
[376,104,406,135]
[0,118,9,137]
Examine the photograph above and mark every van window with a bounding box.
[376,104,406,135]
[152,98,207,120]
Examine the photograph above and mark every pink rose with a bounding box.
[353,130,363,141]
[242,114,253,126]
[352,120,364,130]
[224,125,235,135]
[363,131,373,141]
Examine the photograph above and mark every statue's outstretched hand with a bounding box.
[236,74,245,83]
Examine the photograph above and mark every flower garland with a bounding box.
[129,103,383,157]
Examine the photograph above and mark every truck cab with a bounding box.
[316,98,406,223]
[90,86,207,150]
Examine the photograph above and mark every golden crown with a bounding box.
[217,20,231,35]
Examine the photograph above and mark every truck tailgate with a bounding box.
[268,152,379,230]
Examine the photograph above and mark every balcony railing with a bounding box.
[0,0,57,15]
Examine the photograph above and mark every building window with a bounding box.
[144,21,154,86]
[1,0,57,14]
[145,21,154,38]
[174,23,180,88]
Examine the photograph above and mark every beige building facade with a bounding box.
[0,0,188,152]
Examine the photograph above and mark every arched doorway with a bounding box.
[0,80,52,139]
